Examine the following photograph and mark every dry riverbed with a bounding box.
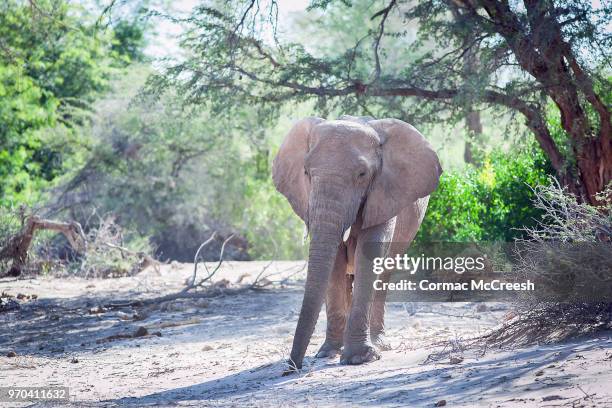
[1,261,611,407]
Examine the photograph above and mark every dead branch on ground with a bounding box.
[102,258,306,310]
[251,261,307,289]
[0,216,87,277]
[188,232,217,286]
[188,232,235,289]
[103,232,240,308]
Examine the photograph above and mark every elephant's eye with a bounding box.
[358,171,366,177]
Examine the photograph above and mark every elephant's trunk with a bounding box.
[289,182,346,370]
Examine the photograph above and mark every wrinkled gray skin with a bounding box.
[272,116,442,374]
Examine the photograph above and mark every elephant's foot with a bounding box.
[315,339,343,358]
[371,332,392,351]
[340,342,381,365]
[282,359,301,376]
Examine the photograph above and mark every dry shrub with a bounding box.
[484,302,611,348]
[425,180,611,362]
[488,179,611,347]
[74,216,156,278]
[0,207,155,278]
[523,179,611,242]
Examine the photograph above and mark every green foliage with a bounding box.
[238,156,306,260]
[0,207,21,250]
[0,0,141,207]
[60,71,215,232]
[0,65,57,204]
[111,20,147,64]
[417,146,552,242]
[152,0,608,124]
[57,67,304,260]
[64,64,556,259]
[153,0,611,205]
[0,0,589,268]
[0,1,115,106]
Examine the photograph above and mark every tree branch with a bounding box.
[371,0,397,82]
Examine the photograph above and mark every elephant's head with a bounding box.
[272,115,442,370]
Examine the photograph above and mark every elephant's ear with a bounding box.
[272,117,325,223]
[363,119,442,229]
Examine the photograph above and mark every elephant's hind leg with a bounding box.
[316,243,351,358]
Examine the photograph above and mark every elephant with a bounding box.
[272,115,442,373]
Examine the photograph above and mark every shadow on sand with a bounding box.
[103,338,609,407]
[0,285,303,359]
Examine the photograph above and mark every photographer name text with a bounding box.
[373,279,535,292]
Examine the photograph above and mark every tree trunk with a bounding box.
[464,110,482,164]
[480,0,611,205]
[576,137,612,205]
[450,2,482,165]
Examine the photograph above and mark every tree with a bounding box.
[0,0,146,205]
[151,0,611,205]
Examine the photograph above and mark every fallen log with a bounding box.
[0,216,87,277]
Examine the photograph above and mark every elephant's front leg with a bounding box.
[316,242,351,358]
[370,200,429,351]
[341,219,395,365]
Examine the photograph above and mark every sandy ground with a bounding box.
[1,261,611,407]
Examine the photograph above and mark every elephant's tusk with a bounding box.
[343,226,351,242]
[302,225,309,246]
